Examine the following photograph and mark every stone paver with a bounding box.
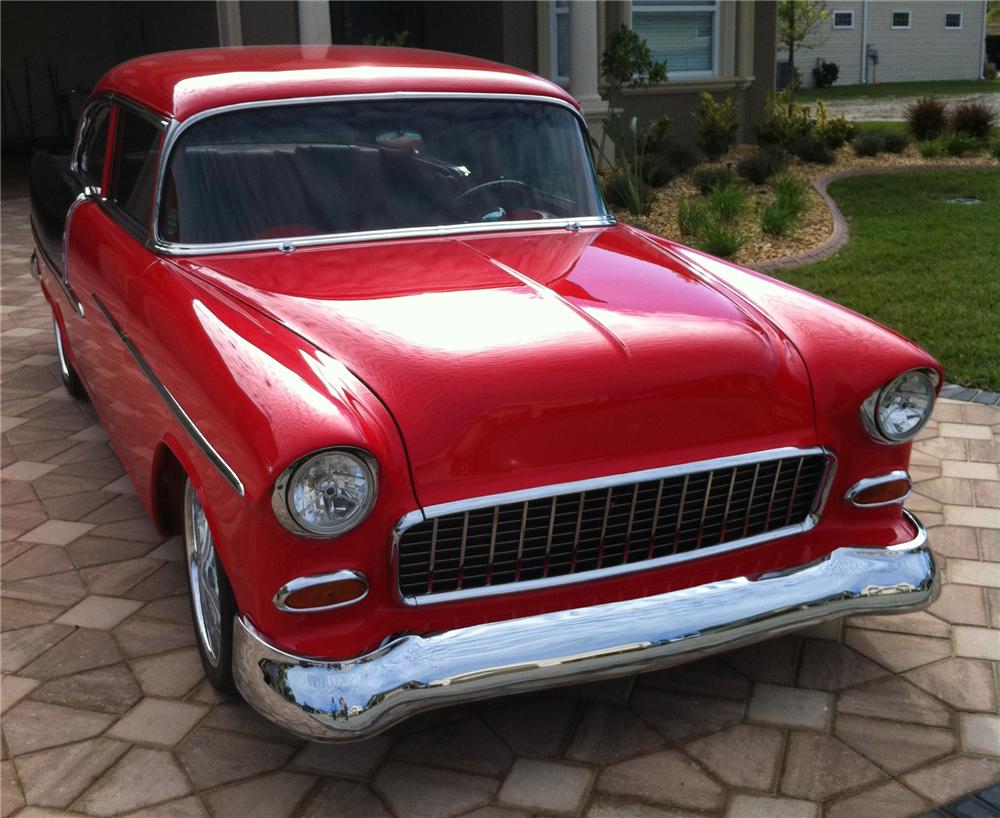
[1,196,998,815]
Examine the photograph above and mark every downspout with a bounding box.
[861,0,869,84]
[981,0,988,79]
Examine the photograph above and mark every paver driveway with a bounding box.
[1,195,998,818]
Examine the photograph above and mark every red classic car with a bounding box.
[29,46,939,741]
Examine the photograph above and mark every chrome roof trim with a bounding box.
[393,446,837,607]
[150,91,611,256]
[91,295,245,497]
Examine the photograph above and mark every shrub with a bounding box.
[754,87,815,148]
[790,133,835,164]
[812,60,840,89]
[919,139,945,158]
[817,117,855,149]
[696,219,745,259]
[693,92,740,160]
[985,62,998,81]
[677,199,709,237]
[771,173,809,216]
[604,172,655,213]
[942,131,980,157]
[601,115,656,216]
[601,24,668,106]
[991,138,1000,159]
[852,133,884,157]
[706,184,749,222]
[906,97,948,141]
[882,131,911,154]
[693,166,737,194]
[640,116,700,185]
[642,155,680,187]
[737,147,787,185]
[761,202,799,236]
[950,102,996,139]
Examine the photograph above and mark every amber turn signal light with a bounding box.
[847,474,911,507]
[276,572,368,612]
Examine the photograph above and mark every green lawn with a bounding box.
[774,169,1000,390]
[794,78,1000,103]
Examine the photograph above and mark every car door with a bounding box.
[64,100,172,499]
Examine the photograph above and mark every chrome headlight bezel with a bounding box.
[860,368,938,445]
[272,447,378,538]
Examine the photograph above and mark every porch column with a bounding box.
[217,1,243,46]
[568,0,609,138]
[298,0,332,45]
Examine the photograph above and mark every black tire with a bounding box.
[53,317,87,399]
[183,479,236,691]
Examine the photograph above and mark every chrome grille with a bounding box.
[397,450,831,602]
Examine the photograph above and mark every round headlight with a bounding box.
[273,449,377,537]
[862,370,937,443]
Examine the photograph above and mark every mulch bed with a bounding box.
[611,144,999,267]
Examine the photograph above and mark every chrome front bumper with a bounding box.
[233,511,937,742]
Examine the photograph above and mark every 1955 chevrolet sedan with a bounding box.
[29,46,939,741]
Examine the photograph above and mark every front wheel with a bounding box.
[53,317,87,399]
[184,479,236,690]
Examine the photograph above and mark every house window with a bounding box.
[832,10,854,29]
[944,12,962,29]
[891,10,911,29]
[631,1,719,75]
[552,0,569,83]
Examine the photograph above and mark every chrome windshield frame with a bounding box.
[151,91,613,256]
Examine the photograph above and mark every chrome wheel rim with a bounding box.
[185,482,223,666]
[53,318,72,381]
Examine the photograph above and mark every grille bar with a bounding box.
[397,448,833,605]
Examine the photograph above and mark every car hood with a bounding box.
[174,225,817,507]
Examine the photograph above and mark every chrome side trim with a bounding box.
[270,447,379,539]
[31,218,84,318]
[91,295,245,496]
[233,511,935,741]
[53,318,72,381]
[151,91,612,256]
[273,570,369,613]
[845,470,912,507]
[393,446,836,606]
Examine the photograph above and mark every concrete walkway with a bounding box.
[1,197,998,817]
[823,92,1000,121]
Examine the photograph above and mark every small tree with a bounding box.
[778,1,830,89]
[601,25,668,109]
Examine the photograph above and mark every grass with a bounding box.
[774,169,1000,390]
[794,78,999,102]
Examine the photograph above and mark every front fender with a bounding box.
[139,259,419,642]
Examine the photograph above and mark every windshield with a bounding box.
[158,98,608,246]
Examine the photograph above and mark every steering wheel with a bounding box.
[455,179,533,221]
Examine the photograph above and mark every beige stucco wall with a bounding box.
[783,0,986,87]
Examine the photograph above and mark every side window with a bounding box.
[111,108,162,228]
[79,106,111,190]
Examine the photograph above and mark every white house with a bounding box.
[780,0,989,87]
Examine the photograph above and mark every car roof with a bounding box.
[93,45,578,122]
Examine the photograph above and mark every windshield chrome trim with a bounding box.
[151,91,611,256]
[392,446,837,607]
